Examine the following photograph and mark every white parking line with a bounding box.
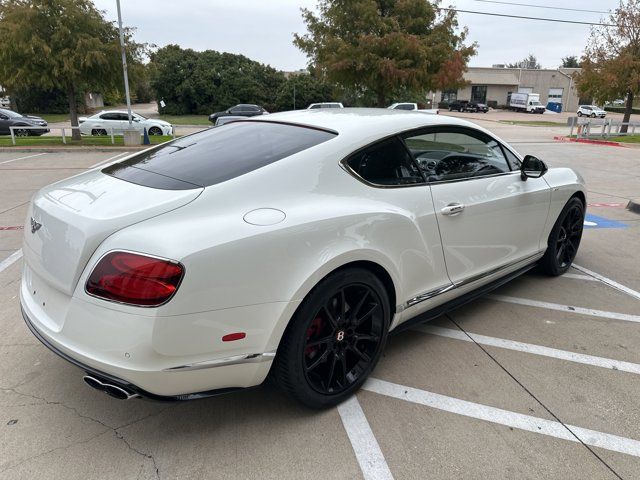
[0,249,23,274]
[487,294,640,324]
[562,273,598,282]
[337,395,394,480]
[364,378,640,458]
[88,151,130,169]
[416,325,640,375]
[573,264,640,301]
[0,152,47,166]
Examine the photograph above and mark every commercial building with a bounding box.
[430,67,583,112]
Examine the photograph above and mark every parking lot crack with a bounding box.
[446,313,625,480]
[114,430,160,480]
[1,385,167,477]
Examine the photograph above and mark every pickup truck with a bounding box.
[447,100,488,113]
[388,103,439,114]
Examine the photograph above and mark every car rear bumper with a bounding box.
[22,306,245,401]
[19,265,288,398]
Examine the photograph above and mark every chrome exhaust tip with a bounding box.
[83,375,140,400]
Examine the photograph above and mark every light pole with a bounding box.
[116,0,133,127]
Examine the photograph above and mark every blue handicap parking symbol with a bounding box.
[584,213,628,229]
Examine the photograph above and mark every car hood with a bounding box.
[21,115,47,125]
[152,119,171,126]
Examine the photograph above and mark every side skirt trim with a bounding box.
[392,261,538,334]
[396,252,542,313]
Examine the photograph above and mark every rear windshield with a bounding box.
[103,121,336,190]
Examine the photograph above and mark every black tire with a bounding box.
[274,268,390,408]
[590,113,596,118]
[91,129,107,136]
[539,197,585,276]
[148,126,162,136]
[14,128,29,137]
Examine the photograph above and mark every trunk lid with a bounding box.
[23,170,202,295]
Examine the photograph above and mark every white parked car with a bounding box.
[79,110,173,136]
[388,102,439,114]
[21,109,585,407]
[307,102,344,109]
[577,105,606,118]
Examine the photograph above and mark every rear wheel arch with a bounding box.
[272,262,395,407]
[268,259,398,356]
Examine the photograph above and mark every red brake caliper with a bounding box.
[304,316,325,358]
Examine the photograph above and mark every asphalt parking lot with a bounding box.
[1,121,639,479]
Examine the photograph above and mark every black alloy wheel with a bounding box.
[274,268,390,408]
[91,129,107,136]
[303,283,384,395]
[14,128,29,137]
[148,126,162,136]
[540,197,584,276]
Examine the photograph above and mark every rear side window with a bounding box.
[345,137,424,186]
[104,121,336,190]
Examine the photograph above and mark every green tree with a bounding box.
[507,54,541,69]
[561,55,581,68]
[274,73,337,110]
[294,0,476,107]
[0,0,145,139]
[149,45,287,114]
[576,0,640,130]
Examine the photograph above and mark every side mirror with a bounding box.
[521,155,548,181]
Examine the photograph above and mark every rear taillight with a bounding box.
[86,252,184,307]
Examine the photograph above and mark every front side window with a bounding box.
[345,137,424,186]
[403,128,511,182]
[100,113,118,121]
[395,104,414,111]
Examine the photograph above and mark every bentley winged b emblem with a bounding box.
[30,217,42,234]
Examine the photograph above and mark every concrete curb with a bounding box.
[627,200,640,215]
[0,146,150,153]
[553,136,628,147]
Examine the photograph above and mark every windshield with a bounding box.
[0,108,21,118]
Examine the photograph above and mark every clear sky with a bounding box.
[92,0,619,70]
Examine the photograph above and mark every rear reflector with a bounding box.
[222,332,246,342]
[86,251,184,306]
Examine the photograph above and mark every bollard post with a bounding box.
[62,128,66,144]
[10,127,15,146]
[110,128,115,144]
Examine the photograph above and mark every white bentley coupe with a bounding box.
[21,109,585,407]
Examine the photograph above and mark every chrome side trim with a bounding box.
[453,252,543,289]
[163,351,277,372]
[396,252,543,313]
[396,283,456,312]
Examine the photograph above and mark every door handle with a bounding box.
[441,203,465,216]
